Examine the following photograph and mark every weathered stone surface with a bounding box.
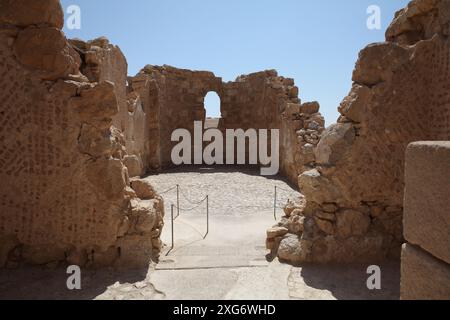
[404,142,450,264]
[267,227,289,239]
[130,179,156,200]
[401,244,450,300]
[0,0,64,29]
[314,217,335,235]
[386,0,450,45]
[336,210,370,239]
[124,155,144,178]
[22,245,67,265]
[272,0,450,264]
[299,101,320,114]
[0,236,18,268]
[315,123,355,167]
[129,65,324,185]
[352,43,409,86]
[277,234,311,264]
[337,84,371,123]
[298,169,341,204]
[14,27,80,80]
[69,38,148,178]
[0,1,164,269]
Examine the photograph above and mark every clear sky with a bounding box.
[61,0,410,125]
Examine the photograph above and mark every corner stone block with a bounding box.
[404,141,450,264]
[401,244,450,300]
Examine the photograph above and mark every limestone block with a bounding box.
[404,141,450,264]
[401,244,450,300]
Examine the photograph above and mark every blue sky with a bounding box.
[61,0,409,124]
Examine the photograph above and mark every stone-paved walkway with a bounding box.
[0,166,400,300]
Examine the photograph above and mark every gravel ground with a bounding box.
[145,165,300,217]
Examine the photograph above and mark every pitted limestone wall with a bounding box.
[69,37,148,178]
[269,0,450,264]
[0,0,163,269]
[401,142,450,300]
[130,66,324,184]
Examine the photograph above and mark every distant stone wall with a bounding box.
[130,66,324,184]
[69,38,148,178]
[0,0,163,269]
[269,0,450,264]
[401,142,450,300]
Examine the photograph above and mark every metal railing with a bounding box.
[160,184,299,255]
[163,185,209,256]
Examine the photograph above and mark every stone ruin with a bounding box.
[0,0,449,300]
[128,65,324,184]
[0,0,325,269]
[0,0,164,269]
[268,0,450,267]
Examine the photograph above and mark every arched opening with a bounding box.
[203,91,221,129]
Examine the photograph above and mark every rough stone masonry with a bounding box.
[1,0,449,287]
[268,0,450,265]
[0,0,164,269]
[0,0,324,269]
[128,65,325,184]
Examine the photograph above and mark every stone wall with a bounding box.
[401,142,450,300]
[0,0,163,269]
[129,65,222,169]
[130,66,324,184]
[268,0,450,263]
[69,37,148,178]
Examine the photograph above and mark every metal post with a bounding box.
[171,204,174,251]
[204,195,209,239]
[273,186,277,221]
[176,184,180,219]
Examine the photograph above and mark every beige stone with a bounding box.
[267,227,289,239]
[401,244,450,300]
[404,141,450,264]
[277,234,311,264]
[336,210,370,239]
[0,0,64,29]
[300,101,320,114]
[131,179,157,200]
[14,27,80,80]
[0,1,164,268]
[277,0,450,263]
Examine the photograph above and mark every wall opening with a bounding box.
[204,91,221,129]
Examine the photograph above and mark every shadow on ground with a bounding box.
[290,261,401,300]
[0,266,159,300]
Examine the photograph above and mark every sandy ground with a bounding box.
[0,166,400,300]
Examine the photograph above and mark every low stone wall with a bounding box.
[401,142,450,300]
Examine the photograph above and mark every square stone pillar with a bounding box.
[401,142,450,300]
